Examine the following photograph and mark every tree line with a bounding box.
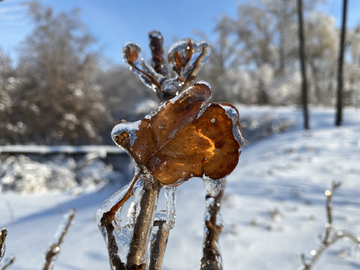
[1,0,359,145]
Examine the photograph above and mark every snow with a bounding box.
[0,106,360,270]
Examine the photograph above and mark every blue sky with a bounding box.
[1,0,359,65]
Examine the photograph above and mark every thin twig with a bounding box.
[200,180,226,270]
[0,228,7,262]
[1,255,15,270]
[149,220,170,270]
[42,209,76,270]
[300,181,360,270]
[104,222,126,270]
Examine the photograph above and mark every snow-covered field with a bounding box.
[0,106,359,270]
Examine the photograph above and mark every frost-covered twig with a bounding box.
[0,255,15,270]
[149,30,170,77]
[149,220,170,270]
[300,181,360,270]
[200,181,225,270]
[181,45,209,93]
[0,229,7,262]
[42,209,76,270]
[126,180,161,268]
[99,172,162,270]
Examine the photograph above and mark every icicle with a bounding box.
[123,42,164,93]
[202,175,226,197]
[125,178,145,226]
[164,186,177,231]
[0,228,7,262]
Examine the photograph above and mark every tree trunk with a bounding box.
[336,0,348,126]
[297,0,309,129]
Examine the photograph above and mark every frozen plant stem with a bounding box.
[1,255,15,270]
[300,181,360,270]
[126,180,161,268]
[200,181,225,270]
[100,172,161,270]
[42,209,76,270]
[180,45,208,93]
[0,228,7,262]
[149,220,170,270]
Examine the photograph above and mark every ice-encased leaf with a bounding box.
[168,38,210,77]
[123,42,164,93]
[112,82,242,187]
[219,103,245,152]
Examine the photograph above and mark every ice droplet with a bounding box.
[123,42,164,93]
[164,186,177,230]
[202,175,226,197]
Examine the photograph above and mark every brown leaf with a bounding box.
[173,51,183,75]
[113,82,244,186]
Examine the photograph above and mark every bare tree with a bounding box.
[297,0,309,129]
[10,0,109,145]
[336,0,348,126]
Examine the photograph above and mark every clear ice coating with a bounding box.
[122,42,164,93]
[52,209,76,244]
[204,197,224,229]
[148,30,170,77]
[220,103,245,152]
[167,38,210,76]
[111,120,141,147]
[97,175,149,262]
[202,175,226,197]
[96,179,135,231]
[164,186,177,231]
[125,178,145,226]
[0,255,14,268]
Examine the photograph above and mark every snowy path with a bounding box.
[0,107,359,270]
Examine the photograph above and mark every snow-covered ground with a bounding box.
[0,106,359,270]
